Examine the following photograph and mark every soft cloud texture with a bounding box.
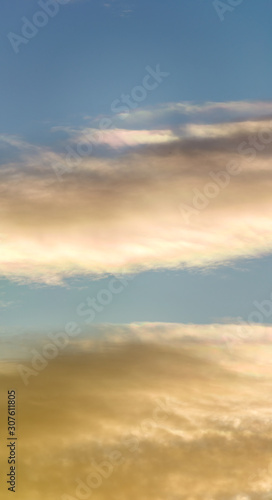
[1,323,272,499]
[1,102,272,283]
[105,100,272,129]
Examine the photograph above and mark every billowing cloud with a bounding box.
[1,323,272,499]
[1,102,272,283]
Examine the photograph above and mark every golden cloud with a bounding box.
[1,323,272,499]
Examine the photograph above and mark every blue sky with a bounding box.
[1,0,272,139]
[1,256,272,333]
[1,0,272,334]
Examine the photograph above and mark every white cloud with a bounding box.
[1,105,272,283]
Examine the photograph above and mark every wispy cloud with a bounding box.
[0,300,14,308]
[102,0,134,17]
[107,100,272,129]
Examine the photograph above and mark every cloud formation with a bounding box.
[1,323,272,499]
[1,101,272,282]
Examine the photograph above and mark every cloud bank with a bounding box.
[1,101,272,283]
[1,323,272,499]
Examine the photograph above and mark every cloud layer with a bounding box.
[1,323,272,499]
[1,101,272,282]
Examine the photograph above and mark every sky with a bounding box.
[0,0,272,333]
[1,1,272,499]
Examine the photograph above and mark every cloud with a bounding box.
[0,300,13,308]
[101,0,134,17]
[1,103,272,283]
[58,127,179,151]
[2,323,272,499]
[108,100,272,129]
